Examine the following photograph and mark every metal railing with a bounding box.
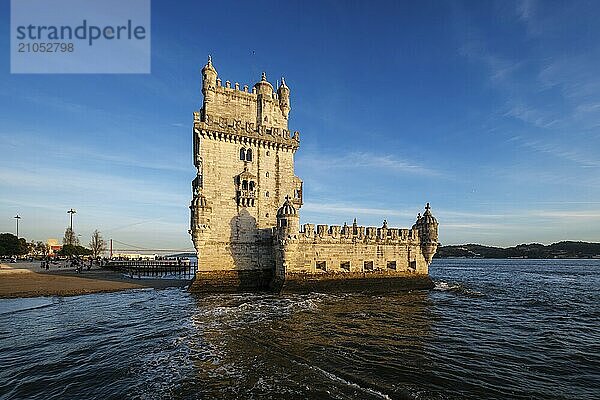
[106,260,197,280]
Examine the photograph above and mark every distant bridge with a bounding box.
[108,239,195,255]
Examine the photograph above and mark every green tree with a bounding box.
[59,244,92,257]
[0,233,29,256]
[63,227,79,246]
[89,230,107,258]
[35,241,50,257]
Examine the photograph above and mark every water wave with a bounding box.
[0,260,599,399]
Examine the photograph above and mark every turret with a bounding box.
[201,55,217,91]
[190,192,211,251]
[414,203,439,263]
[276,196,299,237]
[254,72,273,96]
[277,77,290,119]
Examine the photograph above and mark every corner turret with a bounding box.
[276,195,299,235]
[201,55,217,92]
[254,72,274,96]
[414,203,439,264]
[190,192,212,253]
[277,77,291,119]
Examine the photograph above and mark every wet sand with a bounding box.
[0,262,189,299]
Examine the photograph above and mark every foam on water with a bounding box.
[0,297,55,315]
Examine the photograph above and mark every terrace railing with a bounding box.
[106,260,197,280]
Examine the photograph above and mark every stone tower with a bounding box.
[190,56,303,291]
[190,57,438,293]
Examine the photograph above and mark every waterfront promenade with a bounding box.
[0,261,189,299]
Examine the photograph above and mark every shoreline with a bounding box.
[0,262,190,299]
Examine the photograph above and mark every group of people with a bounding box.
[39,256,110,273]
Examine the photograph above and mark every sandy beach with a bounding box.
[0,261,189,299]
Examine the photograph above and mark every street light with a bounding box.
[14,215,21,238]
[67,208,77,230]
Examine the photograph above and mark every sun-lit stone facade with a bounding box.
[189,57,438,292]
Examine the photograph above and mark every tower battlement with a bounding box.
[289,223,418,243]
[200,56,292,134]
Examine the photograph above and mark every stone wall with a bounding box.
[273,222,432,292]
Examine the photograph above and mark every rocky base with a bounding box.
[189,269,433,293]
[189,269,274,293]
[277,271,434,293]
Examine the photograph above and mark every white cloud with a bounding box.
[302,202,416,218]
[0,133,190,173]
[0,166,189,207]
[298,151,441,177]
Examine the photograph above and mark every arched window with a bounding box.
[242,180,248,190]
[249,181,255,191]
[266,172,269,178]
[240,148,246,161]
[246,149,253,162]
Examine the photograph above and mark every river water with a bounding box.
[0,259,598,400]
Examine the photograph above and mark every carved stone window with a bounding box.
[265,191,269,197]
[292,177,303,206]
[236,167,257,207]
[340,261,350,272]
[316,261,327,271]
[387,261,397,270]
[364,261,374,271]
[266,171,269,178]
[240,147,253,162]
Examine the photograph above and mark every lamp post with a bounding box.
[14,215,21,238]
[67,208,77,230]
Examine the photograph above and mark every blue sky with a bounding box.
[1,0,599,250]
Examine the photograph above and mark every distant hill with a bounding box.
[435,241,600,259]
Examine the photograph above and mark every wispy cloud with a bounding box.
[512,137,600,168]
[459,41,522,85]
[0,133,190,173]
[302,202,416,218]
[504,104,560,129]
[0,166,189,207]
[516,0,544,36]
[298,151,441,177]
[532,210,600,219]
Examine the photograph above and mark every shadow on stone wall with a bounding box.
[229,208,257,269]
[227,209,273,290]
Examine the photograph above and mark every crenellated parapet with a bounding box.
[293,222,419,244]
[193,112,299,150]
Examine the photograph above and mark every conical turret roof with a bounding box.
[277,196,297,217]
